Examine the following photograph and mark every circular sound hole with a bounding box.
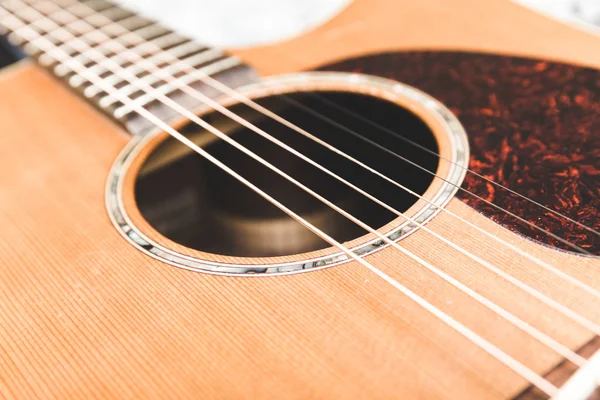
[133,90,439,258]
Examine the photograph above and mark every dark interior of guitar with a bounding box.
[134,91,439,257]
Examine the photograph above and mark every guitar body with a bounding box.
[1,0,599,399]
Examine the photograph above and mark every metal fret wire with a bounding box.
[86,44,215,97]
[29,5,241,115]
[34,1,238,104]
[26,0,600,306]
[96,48,223,102]
[71,38,205,89]
[0,8,562,396]
[68,21,198,84]
[90,48,221,98]
[82,46,221,96]
[39,4,205,72]
[15,0,600,334]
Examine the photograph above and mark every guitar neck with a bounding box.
[0,0,257,135]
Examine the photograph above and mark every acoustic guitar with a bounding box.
[0,0,599,398]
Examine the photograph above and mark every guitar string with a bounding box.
[0,10,561,396]
[309,93,600,238]
[279,94,593,256]
[10,1,596,369]
[42,0,594,257]
[10,0,600,394]
[9,7,600,390]
[88,0,600,248]
[37,0,600,305]
[307,93,600,238]
[9,6,600,380]
[34,0,600,296]
[15,0,600,332]
[41,0,595,390]
[276,94,600,300]
[93,0,600,250]
[10,0,600,334]
[78,0,595,255]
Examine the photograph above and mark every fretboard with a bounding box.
[0,0,257,134]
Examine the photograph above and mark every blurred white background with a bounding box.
[116,0,600,48]
[115,0,350,48]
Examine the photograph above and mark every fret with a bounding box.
[115,49,231,103]
[92,5,131,22]
[127,24,170,43]
[126,41,207,77]
[56,43,116,77]
[97,48,224,105]
[20,14,98,64]
[44,8,78,26]
[58,5,141,50]
[64,3,152,43]
[31,1,211,94]
[81,42,198,95]
[91,32,187,74]
[87,41,211,98]
[111,15,150,30]
[75,0,113,12]
[0,0,257,135]
[112,56,242,118]
[144,31,187,50]
[63,32,185,78]
[31,2,168,84]
[64,31,186,87]
[67,29,181,86]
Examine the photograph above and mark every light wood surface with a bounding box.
[232,0,600,74]
[0,61,598,399]
[1,0,600,398]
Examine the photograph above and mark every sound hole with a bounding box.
[134,91,439,257]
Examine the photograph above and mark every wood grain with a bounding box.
[0,61,599,399]
[1,0,600,398]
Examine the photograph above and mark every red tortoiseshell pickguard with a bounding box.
[319,52,600,255]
